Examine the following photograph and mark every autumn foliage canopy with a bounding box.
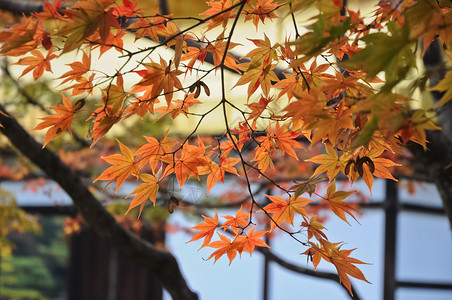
[1,0,451,295]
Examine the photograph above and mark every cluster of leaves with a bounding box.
[0,0,451,294]
[0,190,41,251]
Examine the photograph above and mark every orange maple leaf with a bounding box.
[127,12,166,42]
[94,140,139,193]
[244,0,279,29]
[201,0,235,32]
[90,29,126,57]
[206,35,241,72]
[242,228,270,253]
[317,239,370,295]
[125,173,159,216]
[263,194,314,230]
[135,131,177,171]
[207,233,241,264]
[220,206,249,234]
[59,50,91,85]
[169,144,206,189]
[155,93,201,120]
[206,156,240,196]
[113,0,144,18]
[307,144,346,182]
[133,56,183,106]
[33,95,77,147]
[345,147,401,193]
[0,16,37,56]
[273,72,306,100]
[242,34,278,67]
[310,101,355,145]
[253,123,302,172]
[235,62,278,99]
[322,180,358,225]
[60,0,119,53]
[187,210,219,249]
[271,122,303,159]
[246,96,271,124]
[301,215,328,241]
[13,48,57,80]
[299,59,334,87]
[180,46,208,73]
[88,106,122,146]
[63,73,95,96]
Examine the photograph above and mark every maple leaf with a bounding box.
[301,215,328,241]
[0,16,37,55]
[201,0,235,32]
[206,35,241,72]
[220,131,250,157]
[128,12,167,42]
[307,144,347,182]
[207,233,241,264]
[235,62,278,98]
[34,0,62,20]
[317,239,370,295]
[399,109,441,150]
[94,140,139,193]
[63,73,95,96]
[125,173,159,216]
[104,74,125,115]
[220,206,249,234]
[246,96,271,124]
[242,35,278,67]
[310,101,355,145]
[272,122,303,159]
[322,180,357,225]
[244,0,279,30]
[363,149,401,192]
[135,131,177,171]
[92,29,126,57]
[263,194,314,230]
[60,0,119,53]
[170,144,206,189]
[88,106,122,146]
[133,56,183,106]
[429,71,452,106]
[113,0,144,18]
[282,87,327,129]
[187,210,219,249]
[181,46,208,73]
[254,123,302,171]
[405,0,452,52]
[59,50,91,85]
[155,93,201,120]
[252,147,273,173]
[242,228,269,253]
[33,95,77,147]
[206,156,240,196]
[273,72,307,100]
[341,23,413,83]
[290,175,325,198]
[13,48,57,80]
[321,72,363,99]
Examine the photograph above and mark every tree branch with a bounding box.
[0,0,43,14]
[257,248,362,299]
[0,104,198,300]
[415,39,452,229]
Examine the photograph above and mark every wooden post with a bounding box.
[383,179,398,300]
